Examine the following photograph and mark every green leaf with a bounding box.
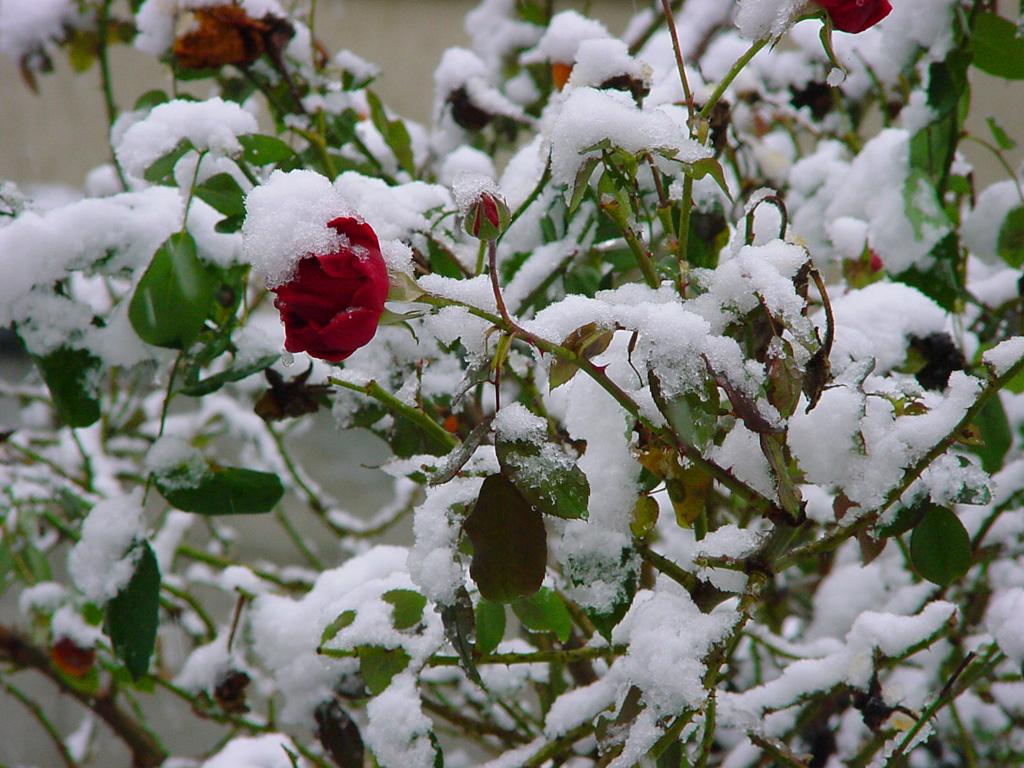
[33,346,101,428]
[104,541,160,680]
[194,173,247,219]
[144,138,194,182]
[495,436,589,520]
[358,646,410,695]
[474,600,506,655]
[321,610,356,645]
[971,12,1024,80]
[440,586,481,684]
[987,116,1017,150]
[568,155,601,214]
[967,395,1012,474]
[238,133,297,166]
[134,89,169,112]
[463,474,547,604]
[382,589,427,631]
[511,588,571,642]
[649,373,719,452]
[683,157,731,200]
[365,90,415,175]
[877,497,928,539]
[128,232,218,349]
[998,206,1024,269]
[155,465,284,515]
[910,507,973,586]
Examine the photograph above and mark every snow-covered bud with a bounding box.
[453,173,511,241]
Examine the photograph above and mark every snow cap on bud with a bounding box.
[453,173,511,241]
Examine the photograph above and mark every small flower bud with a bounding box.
[453,174,511,241]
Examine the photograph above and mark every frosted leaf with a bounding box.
[67,491,146,605]
[146,435,206,490]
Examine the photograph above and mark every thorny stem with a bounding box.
[163,581,217,642]
[0,624,167,768]
[521,721,597,768]
[421,697,530,746]
[419,294,789,520]
[660,0,695,119]
[329,377,458,453]
[677,174,695,277]
[487,239,515,325]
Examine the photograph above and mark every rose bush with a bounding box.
[270,216,388,362]
[817,0,892,33]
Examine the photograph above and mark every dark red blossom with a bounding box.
[271,217,388,363]
[818,0,891,34]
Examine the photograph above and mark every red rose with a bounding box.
[818,0,891,33]
[271,217,388,362]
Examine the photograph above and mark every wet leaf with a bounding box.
[128,232,218,349]
[105,541,160,680]
[382,589,427,631]
[358,646,410,695]
[910,506,972,586]
[463,474,547,603]
[495,436,589,520]
[155,465,284,515]
[511,588,571,642]
[33,346,101,428]
[474,600,506,655]
[321,610,356,645]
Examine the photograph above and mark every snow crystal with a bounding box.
[984,337,1024,378]
[242,169,353,287]
[67,491,146,605]
[493,402,546,443]
[734,0,806,41]
[549,87,709,189]
[115,97,258,180]
[452,172,501,217]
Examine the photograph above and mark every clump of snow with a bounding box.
[146,435,207,489]
[986,588,1024,664]
[242,170,353,287]
[519,10,609,65]
[734,0,806,41]
[789,130,949,272]
[452,172,502,217]
[115,97,258,180]
[174,632,249,696]
[984,337,1024,378]
[433,47,527,124]
[963,181,1023,265]
[364,674,438,768]
[67,491,147,605]
[200,733,299,768]
[549,87,709,189]
[566,38,649,92]
[0,0,89,59]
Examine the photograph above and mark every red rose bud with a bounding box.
[271,217,389,362]
[464,191,511,241]
[817,0,891,33]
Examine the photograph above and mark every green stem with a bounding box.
[677,174,694,276]
[1,679,79,768]
[274,507,322,570]
[177,544,310,591]
[660,0,695,119]
[522,721,597,768]
[329,377,458,452]
[699,38,769,120]
[96,0,127,189]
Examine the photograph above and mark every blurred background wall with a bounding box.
[0,0,637,187]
